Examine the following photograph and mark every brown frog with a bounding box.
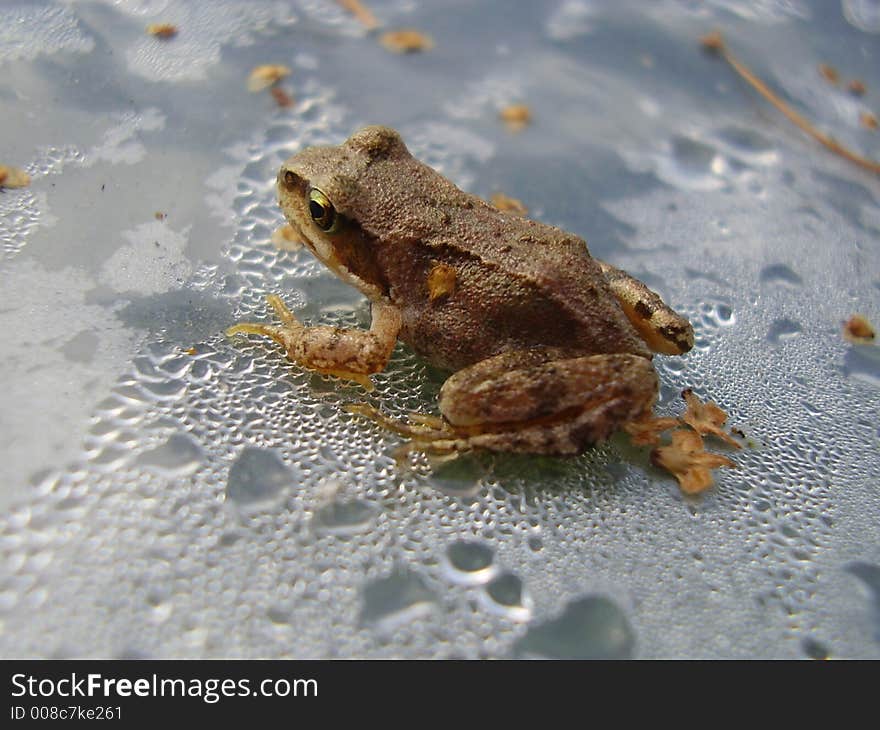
[228,126,694,455]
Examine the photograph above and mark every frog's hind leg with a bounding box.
[436,348,659,455]
[597,261,694,356]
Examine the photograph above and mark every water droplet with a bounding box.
[845,561,880,641]
[481,572,531,621]
[313,499,377,537]
[427,454,484,497]
[515,595,635,659]
[759,264,803,287]
[656,136,726,191]
[136,433,204,476]
[443,540,496,585]
[844,345,880,388]
[766,318,802,345]
[225,447,295,510]
[360,568,437,635]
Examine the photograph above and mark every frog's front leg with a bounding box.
[597,261,694,356]
[227,295,401,389]
[391,348,657,455]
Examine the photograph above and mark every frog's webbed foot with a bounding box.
[345,403,471,458]
[227,294,401,390]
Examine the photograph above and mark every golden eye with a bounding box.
[308,187,338,232]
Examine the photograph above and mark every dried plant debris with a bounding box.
[681,389,742,448]
[0,165,30,189]
[623,415,680,446]
[500,104,532,132]
[860,112,878,131]
[843,314,875,344]
[271,224,304,251]
[379,29,434,53]
[270,86,295,108]
[651,429,736,495]
[818,63,839,85]
[336,0,379,30]
[489,192,528,216]
[848,79,867,96]
[247,64,291,92]
[146,23,178,39]
[700,30,880,176]
[154,211,167,221]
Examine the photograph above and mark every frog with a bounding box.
[227,125,694,455]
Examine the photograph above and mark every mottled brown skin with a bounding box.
[228,126,694,455]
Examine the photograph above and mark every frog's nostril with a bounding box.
[282,170,297,189]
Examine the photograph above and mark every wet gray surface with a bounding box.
[1,0,879,658]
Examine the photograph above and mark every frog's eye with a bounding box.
[308,187,338,232]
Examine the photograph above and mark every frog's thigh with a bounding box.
[439,349,658,453]
[597,261,694,355]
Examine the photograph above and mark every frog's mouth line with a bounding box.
[285,216,388,304]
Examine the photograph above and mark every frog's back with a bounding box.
[377,206,652,370]
[322,127,651,369]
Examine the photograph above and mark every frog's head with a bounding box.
[276,126,415,301]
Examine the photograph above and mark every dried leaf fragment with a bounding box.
[379,29,434,54]
[0,165,30,189]
[818,63,839,85]
[154,211,167,221]
[271,224,304,251]
[860,111,878,131]
[623,415,681,446]
[147,23,178,39]
[489,192,528,216]
[336,0,379,30]
[681,389,741,448]
[843,314,875,344]
[247,64,291,92]
[848,79,867,96]
[500,104,532,132]
[651,429,735,495]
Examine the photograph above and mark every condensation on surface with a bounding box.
[0,0,879,659]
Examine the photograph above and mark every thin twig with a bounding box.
[701,30,880,176]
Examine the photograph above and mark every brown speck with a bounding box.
[681,389,741,449]
[427,262,456,301]
[336,0,379,30]
[379,29,434,54]
[843,314,875,344]
[147,23,178,39]
[247,64,291,92]
[184,347,198,356]
[271,224,304,252]
[0,164,30,189]
[860,111,878,131]
[848,79,867,96]
[651,429,736,495]
[489,192,528,216]
[818,63,839,85]
[500,104,531,132]
[270,86,295,108]
[154,211,167,221]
